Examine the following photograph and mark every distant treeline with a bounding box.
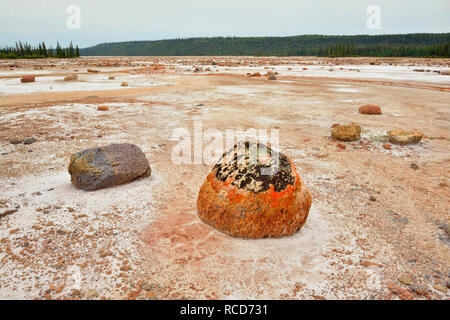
[0,41,80,59]
[80,33,450,57]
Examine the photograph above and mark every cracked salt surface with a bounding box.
[0,169,163,299]
[220,204,337,299]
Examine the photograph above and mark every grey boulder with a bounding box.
[68,143,151,191]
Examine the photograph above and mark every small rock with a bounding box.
[108,76,115,80]
[142,283,153,291]
[410,163,419,170]
[23,137,37,145]
[86,289,98,299]
[410,284,428,296]
[383,144,392,150]
[97,105,109,111]
[268,74,277,80]
[0,209,18,218]
[388,130,423,145]
[64,74,78,81]
[331,123,361,142]
[336,143,346,150]
[87,69,99,73]
[433,284,448,293]
[21,75,35,83]
[444,224,450,238]
[121,82,128,87]
[369,195,376,202]
[99,249,113,258]
[71,289,81,297]
[359,104,382,115]
[10,137,25,145]
[398,274,413,286]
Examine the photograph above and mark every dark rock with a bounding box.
[24,137,37,145]
[369,195,376,201]
[444,224,450,238]
[0,209,18,218]
[68,143,151,191]
[410,163,419,170]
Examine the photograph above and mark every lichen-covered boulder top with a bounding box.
[68,143,151,191]
[197,141,312,239]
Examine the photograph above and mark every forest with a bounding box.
[0,41,80,59]
[80,33,450,57]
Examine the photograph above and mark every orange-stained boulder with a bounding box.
[359,104,382,115]
[197,141,312,239]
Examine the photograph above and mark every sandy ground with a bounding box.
[0,56,449,300]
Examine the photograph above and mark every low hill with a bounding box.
[80,33,450,57]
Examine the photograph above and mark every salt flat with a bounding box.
[0,56,449,300]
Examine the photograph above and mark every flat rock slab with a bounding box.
[331,123,361,141]
[197,141,312,239]
[388,130,423,145]
[68,143,151,191]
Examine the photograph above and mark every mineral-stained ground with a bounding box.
[0,56,449,300]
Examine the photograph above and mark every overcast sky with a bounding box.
[1,0,449,48]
